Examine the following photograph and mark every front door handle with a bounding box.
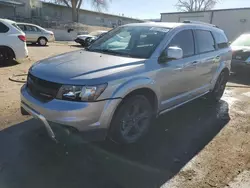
[191,61,198,65]
[214,56,221,62]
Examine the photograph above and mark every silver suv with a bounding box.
[20,22,232,144]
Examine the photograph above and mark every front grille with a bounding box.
[232,50,250,61]
[27,73,62,102]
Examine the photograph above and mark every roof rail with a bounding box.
[183,20,218,28]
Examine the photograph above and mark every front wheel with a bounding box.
[109,95,153,144]
[209,71,229,102]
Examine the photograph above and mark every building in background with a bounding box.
[0,0,143,28]
[161,7,250,40]
[144,18,161,22]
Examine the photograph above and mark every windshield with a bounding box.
[231,34,250,46]
[88,26,169,58]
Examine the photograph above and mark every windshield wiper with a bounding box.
[88,48,133,57]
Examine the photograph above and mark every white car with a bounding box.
[17,23,55,46]
[0,19,28,64]
[75,30,107,46]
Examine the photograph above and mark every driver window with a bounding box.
[168,30,195,58]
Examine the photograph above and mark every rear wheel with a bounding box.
[209,70,229,102]
[0,47,15,65]
[38,37,47,46]
[109,95,153,144]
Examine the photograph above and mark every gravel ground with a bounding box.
[0,42,79,129]
[1,43,250,188]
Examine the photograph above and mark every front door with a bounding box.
[157,29,201,111]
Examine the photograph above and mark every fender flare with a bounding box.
[111,77,160,100]
[211,60,230,89]
[99,77,161,130]
[0,45,16,58]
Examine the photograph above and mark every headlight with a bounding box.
[56,83,107,102]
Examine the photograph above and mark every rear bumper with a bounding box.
[20,84,122,141]
[14,42,28,60]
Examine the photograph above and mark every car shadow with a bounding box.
[0,60,19,67]
[27,43,48,47]
[0,98,230,188]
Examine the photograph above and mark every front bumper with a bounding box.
[231,59,250,71]
[74,38,85,45]
[20,85,121,141]
[46,35,55,42]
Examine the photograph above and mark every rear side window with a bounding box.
[168,29,195,57]
[12,23,22,31]
[213,31,229,49]
[0,22,9,33]
[195,30,215,53]
[25,25,40,32]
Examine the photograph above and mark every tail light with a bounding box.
[18,35,26,42]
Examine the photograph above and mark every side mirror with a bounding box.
[158,46,183,63]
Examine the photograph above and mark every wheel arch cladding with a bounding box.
[0,46,15,58]
[121,88,158,114]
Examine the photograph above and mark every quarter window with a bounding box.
[0,22,9,33]
[213,31,229,49]
[168,30,195,57]
[195,30,216,53]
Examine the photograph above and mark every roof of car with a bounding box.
[125,22,184,28]
[0,18,16,24]
[17,22,39,26]
[124,22,224,33]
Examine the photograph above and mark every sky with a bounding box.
[83,0,250,19]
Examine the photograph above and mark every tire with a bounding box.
[0,47,14,65]
[38,37,47,46]
[208,70,229,102]
[109,95,153,144]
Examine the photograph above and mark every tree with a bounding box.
[176,0,219,12]
[54,0,110,22]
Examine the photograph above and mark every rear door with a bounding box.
[23,25,40,42]
[0,21,10,46]
[194,29,219,87]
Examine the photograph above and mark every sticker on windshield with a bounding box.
[150,27,169,33]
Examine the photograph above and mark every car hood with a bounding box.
[231,45,250,52]
[29,50,146,85]
[77,34,94,39]
[45,30,54,34]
